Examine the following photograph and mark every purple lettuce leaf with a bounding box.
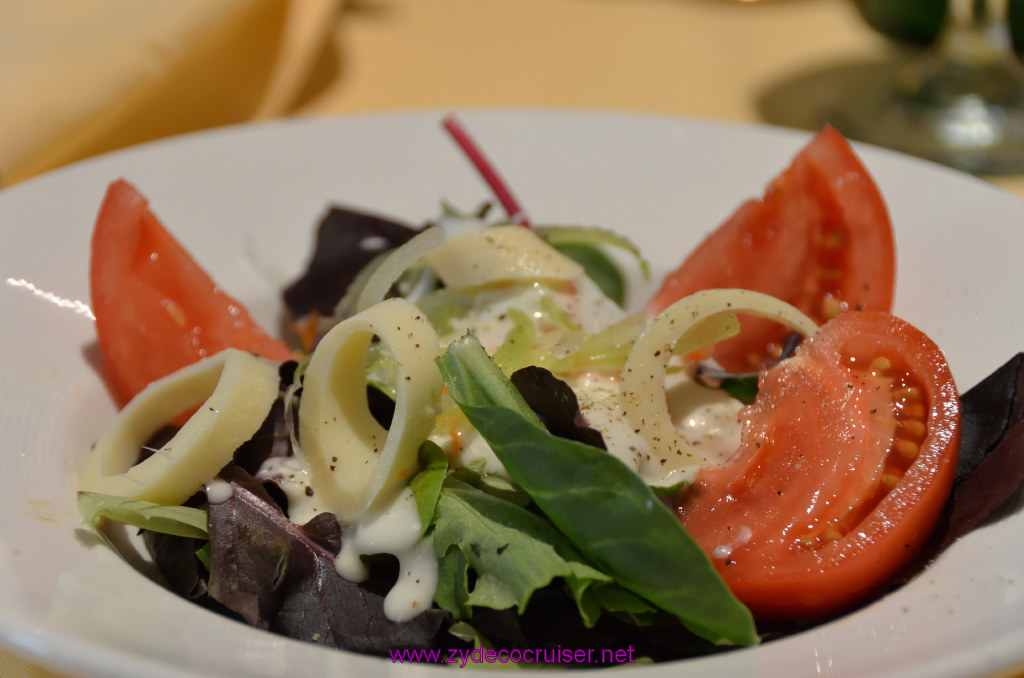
[509,366,606,450]
[142,531,208,600]
[231,361,296,476]
[207,467,447,653]
[954,353,1024,485]
[933,353,1024,547]
[282,207,421,319]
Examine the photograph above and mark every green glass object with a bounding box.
[830,0,1024,175]
[855,0,1024,50]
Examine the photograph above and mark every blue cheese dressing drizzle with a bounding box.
[204,478,234,505]
[334,486,438,622]
[256,456,322,525]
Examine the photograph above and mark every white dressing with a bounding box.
[572,371,744,487]
[429,424,511,480]
[660,370,744,484]
[255,455,322,525]
[572,378,647,473]
[712,524,753,560]
[334,487,438,623]
[204,478,233,505]
[563,275,627,335]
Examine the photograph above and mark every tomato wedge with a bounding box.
[90,179,294,407]
[648,126,896,372]
[676,311,960,620]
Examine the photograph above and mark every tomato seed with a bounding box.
[821,527,843,542]
[821,294,845,319]
[897,385,922,401]
[901,419,927,439]
[870,356,891,374]
[160,299,188,329]
[909,403,927,419]
[823,232,845,249]
[895,439,920,460]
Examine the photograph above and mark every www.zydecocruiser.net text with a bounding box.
[389,646,638,667]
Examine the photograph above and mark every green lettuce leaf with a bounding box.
[448,465,533,507]
[535,225,651,281]
[550,241,627,305]
[430,480,614,622]
[550,311,645,376]
[436,334,758,647]
[409,441,448,536]
[77,491,208,539]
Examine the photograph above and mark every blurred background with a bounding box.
[2,0,1023,675]
[5,0,1024,194]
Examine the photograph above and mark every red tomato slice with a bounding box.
[648,126,896,372]
[90,179,294,407]
[676,311,960,621]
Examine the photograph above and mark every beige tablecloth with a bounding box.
[2,0,1022,676]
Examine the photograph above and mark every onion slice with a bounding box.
[354,226,447,313]
[299,297,442,521]
[620,289,819,483]
[426,225,583,289]
[79,349,280,505]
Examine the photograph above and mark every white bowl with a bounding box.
[2,111,1022,678]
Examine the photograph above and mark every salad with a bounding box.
[75,117,1024,664]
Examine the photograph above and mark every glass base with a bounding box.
[826,58,1024,175]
